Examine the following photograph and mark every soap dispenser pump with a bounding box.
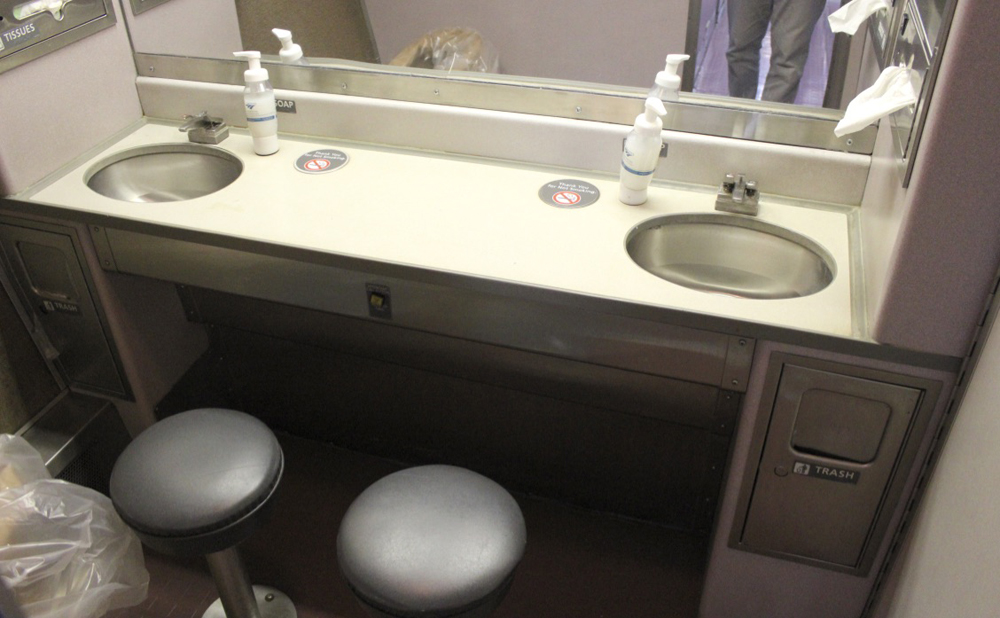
[649,54,690,102]
[234,50,279,155]
[272,28,308,65]
[619,97,667,205]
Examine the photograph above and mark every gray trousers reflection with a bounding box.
[726,0,828,103]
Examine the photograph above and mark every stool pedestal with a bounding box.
[202,548,294,618]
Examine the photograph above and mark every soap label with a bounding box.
[538,179,600,209]
[294,149,349,174]
[276,99,297,113]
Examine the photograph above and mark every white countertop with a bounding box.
[28,123,855,338]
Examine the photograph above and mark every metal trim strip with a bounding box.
[134,53,877,154]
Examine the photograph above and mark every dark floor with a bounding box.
[106,433,708,618]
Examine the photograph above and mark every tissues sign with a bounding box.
[1,22,40,51]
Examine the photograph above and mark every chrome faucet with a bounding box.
[715,172,759,216]
[179,111,229,144]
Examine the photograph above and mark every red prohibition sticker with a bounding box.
[304,158,331,171]
[552,191,582,205]
[538,179,600,208]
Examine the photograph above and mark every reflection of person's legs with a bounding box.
[726,0,772,99]
[762,0,827,103]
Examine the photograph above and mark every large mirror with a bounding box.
[120,0,893,151]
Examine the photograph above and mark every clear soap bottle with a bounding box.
[619,97,667,205]
[234,51,279,155]
[649,54,690,103]
[272,28,309,65]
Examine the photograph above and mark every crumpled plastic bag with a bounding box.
[390,27,500,74]
[0,435,148,618]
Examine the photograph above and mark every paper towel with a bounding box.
[829,0,892,35]
[834,65,917,137]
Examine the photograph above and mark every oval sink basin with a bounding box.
[625,213,836,299]
[85,144,242,203]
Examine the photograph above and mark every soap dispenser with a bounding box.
[272,28,308,65]
[649,54,689,103]
[234,51,279,155]
[619,97,667,205]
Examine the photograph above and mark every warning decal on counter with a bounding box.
[295,149,349,174]
[538,179,600,209]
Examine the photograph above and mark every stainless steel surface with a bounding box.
[4,194,957,371]
[204,549,264,618]
[891,0,957,187]
[124,0,879,151]
[202,587,296,618]
[913,0,950,48]
[729,353,943,576]
[715,173,759,216]
[890,0,929,185]
[625,213,836,300]
[45,208,954,372]
[0,253,67,401]
[0,217,129,397]
[129,0,175,16]
[721,335,756,392]
[134,54,877,154]
[84,144,242,203]
[822,30,852,109]
[179,111,229,144]
[101,227,749,391]
[17,392,115,476]
[0,0,116,74]
[868,1,903,70]
[184,286,736,430]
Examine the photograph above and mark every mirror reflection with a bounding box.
[125,0,870,115]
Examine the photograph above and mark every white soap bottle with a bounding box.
[649,54,690,103]
[619,97,667,205]
[234,51,279,155]
[272,28,308,65]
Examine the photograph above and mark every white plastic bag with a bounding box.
[0,435,148,618]
[389,27,500,74]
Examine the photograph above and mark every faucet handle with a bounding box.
[716,172,759,216]
[179,111,229,144]
[180,111,219,130]
[725,173,746,201]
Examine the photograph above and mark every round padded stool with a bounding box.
[110,408,294,618]
[337,465,526,618]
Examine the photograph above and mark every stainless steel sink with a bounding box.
[85,144,242,203]
[625,213,836,299]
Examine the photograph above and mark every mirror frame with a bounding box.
[136,52,877,154]
[891,0,957,186]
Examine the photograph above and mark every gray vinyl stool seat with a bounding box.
[110,408,294,618]
[337,465,526,618]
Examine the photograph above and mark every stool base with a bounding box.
[203,587,296,618]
